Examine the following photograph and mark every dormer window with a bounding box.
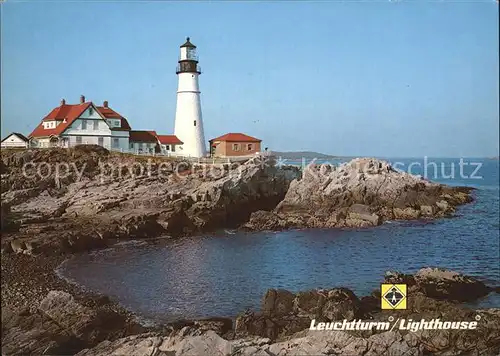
[106,119,121,128]
[43,121,57,129]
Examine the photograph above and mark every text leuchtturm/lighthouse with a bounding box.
[174,37,207,158]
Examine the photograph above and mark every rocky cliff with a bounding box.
[1,146,300,255]
[1,148,476,255]
[244,158,474,230]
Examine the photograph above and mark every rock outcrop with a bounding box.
[244,158,474,230]
[1,290,144,356]
[74,318,500,356]
[3,268,498,356]
[1,146,299,255]
[383,267,495,302]
[71,268,500,356]
[234,287,362,340]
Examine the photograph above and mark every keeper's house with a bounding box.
[6,95,183,154]
[28,95,131,150]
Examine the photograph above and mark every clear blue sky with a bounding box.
[1,1,498,157]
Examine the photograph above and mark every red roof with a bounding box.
[96,106,122,118]
[157,135,183,145]
[209,133,261,143]
[129,130,158,143]
[30,102,131,138]
[96,106,132,131]
[30,103,92,138]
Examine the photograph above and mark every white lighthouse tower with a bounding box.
[174,37,206,158]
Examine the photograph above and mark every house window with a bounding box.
[232,143,240,151]
[44,121,56,129]
[247,143,253,151]
[194,120,196,126]
[76,136,82,144]
[129,143,134,149]
[112,138,119,148]
[81,120,87,130]
[98,137,104,146]
[89,107,94,115]
[171,145,175,152]
[165,144,170,151]
[93,120,99,130]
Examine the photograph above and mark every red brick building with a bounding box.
[209,133,261,157]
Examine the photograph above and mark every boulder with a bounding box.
[321,288,361,321]
[414,267,492,302]
[38,291,131,346]
[261,289,295,316]
[0,203,20,233]
[1,291,142,356]
[383,270,417,286]
[346,204,381,226]
[193,317,233,336]
[236,287,361,340]
[1,306,84,356]
[234,310,310,341]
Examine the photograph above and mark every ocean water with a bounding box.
[60,158,499,323]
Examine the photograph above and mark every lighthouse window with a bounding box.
[194,120,197,126]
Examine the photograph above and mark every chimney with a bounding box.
[103,100,108,108]
[80,95,85,104]
[61,98,66,106]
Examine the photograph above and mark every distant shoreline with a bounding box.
[270,151,499,161]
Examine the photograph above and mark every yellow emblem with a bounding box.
[381,284,407,310]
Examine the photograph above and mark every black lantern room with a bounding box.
[177,37,201,74]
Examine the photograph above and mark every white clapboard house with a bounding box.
[29,96,131,151]
[1,132,30,149]
[25,96,183,154]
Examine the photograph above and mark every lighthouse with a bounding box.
[174,37,207,158]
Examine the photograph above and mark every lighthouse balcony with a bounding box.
[176,63,202,74]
